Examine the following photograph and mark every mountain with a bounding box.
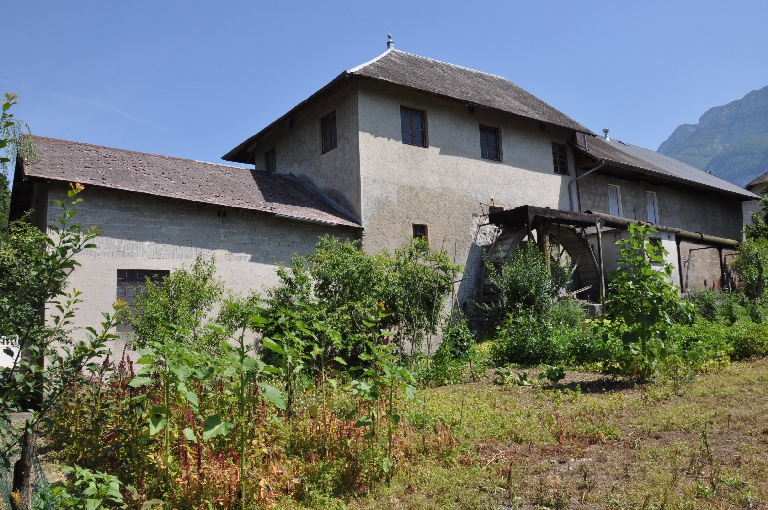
[657,85,768,187]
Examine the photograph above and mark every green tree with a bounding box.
[744,185,768,241]
[0,184,120,510]
[1,93,38,229]
[603,224,684,380]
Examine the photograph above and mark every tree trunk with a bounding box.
[11,424,36,510]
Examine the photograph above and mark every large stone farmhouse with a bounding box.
[10,42,757,345]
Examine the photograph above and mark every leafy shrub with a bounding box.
[42,465,125,510]
[491,314,565,366]
[732,237,768,298]
[727,322,768,359]
[484,241,563,326]
[129,255,223,353]
[548,299,585,328]
[435,315,474,361]
[262,237,460,363]
[604,224,688,380]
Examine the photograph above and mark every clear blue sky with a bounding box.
[3,0,767,167]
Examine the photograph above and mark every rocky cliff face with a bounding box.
[657,85,768,186]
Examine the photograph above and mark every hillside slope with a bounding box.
[657,85,768,186]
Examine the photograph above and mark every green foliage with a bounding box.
[485,241,563,325]
[262,236,460,362]
[128,255,223,353]
[603,224,687,380]
[0,184,121,469]
[733,237,768,298]
[1,93,38,229]
[435,315,474,361]
[43,465,124,510]
[538,365,566,386]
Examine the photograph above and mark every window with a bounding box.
[412,224,428,241]
[607,185,622,217]
[116,269,170,332]
[488,206,504,214]
[400,107,426,147]
[480,125,500,161]
[646,191,659,224]
[321,111,337,154]
[552,143,568,175]
[265,147,276,173]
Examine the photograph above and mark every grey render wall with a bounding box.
[248,79,362,221]
[46,183,354,356]
[578,173,744,241]
[356,79,578,316]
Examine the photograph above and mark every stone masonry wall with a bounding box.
[47,183,356,356]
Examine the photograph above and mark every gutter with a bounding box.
[568,159,605,212]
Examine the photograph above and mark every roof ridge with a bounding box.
[349,49,511,82]
[347,48,395,73]
[29,135,251,170]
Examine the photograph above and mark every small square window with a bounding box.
[265,147,276,173]
[400,107,427,147]
[412,224,428,241]
[552,143,568,175]
[321,111,337,154]
[116,270,170,332]
[480,125,500,161]
[488,206,504,214]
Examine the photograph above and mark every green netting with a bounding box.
[0,441,53,510]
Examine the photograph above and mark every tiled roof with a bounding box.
[351,50,592,133]
[747,170,768,190]
[20,136,361,228]
[223,49,592,163]
[573,136,757,200]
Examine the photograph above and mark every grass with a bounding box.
[344,359,768,509]
[37,359,768,509]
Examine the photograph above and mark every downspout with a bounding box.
[568,159,606,212]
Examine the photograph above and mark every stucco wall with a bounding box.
[46,184,354,355]
[578,173,744,241]
[356,80,578,318]
[590,228,680,287]
[249,79,362,221]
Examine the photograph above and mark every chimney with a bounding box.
[387,32,394,50]
[603,128,610,141]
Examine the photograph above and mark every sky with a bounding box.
[3,0,768,169]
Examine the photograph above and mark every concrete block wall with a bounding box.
[46,183,354,357]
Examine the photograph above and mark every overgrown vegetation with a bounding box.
[2,154,768,507]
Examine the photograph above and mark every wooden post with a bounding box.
[535,218,551,273]
[595,219,605,302]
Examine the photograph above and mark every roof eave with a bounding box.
[20,167,363,230]
[222,71,352,164]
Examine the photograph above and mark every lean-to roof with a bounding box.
[573,136,757,201]
[18,136,361,228]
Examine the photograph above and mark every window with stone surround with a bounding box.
[412,224,428,241]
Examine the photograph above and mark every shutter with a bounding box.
[646,192,657,224]
[608,186,620,216]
